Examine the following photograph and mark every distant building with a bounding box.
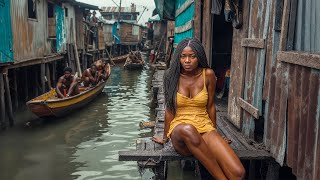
[100,3,140,23]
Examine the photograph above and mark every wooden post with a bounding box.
[67,43,71,67]
[70,44,75,71]
[4,73,14,126]
[0,74,6,129]
[248,160,256,180]
[12,69,18,111]
[40,63,46,93]
[45,63,52,89]
[52,61,57,86]
[34,66,39,97]
[266,160,280,180]
[24,68,28,101]
[82,49,86,71]
[71,19,82,77]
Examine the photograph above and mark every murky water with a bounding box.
[0,60,155,180]
[0,55,198,180]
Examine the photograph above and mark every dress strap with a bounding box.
[202,68,206,87]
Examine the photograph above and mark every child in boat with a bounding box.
[152,38,245,179]
[55,67,80,98]
[81,64,99,87]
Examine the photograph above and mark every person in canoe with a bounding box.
[81,64,99,87]
[95,60,111,82]
[56,67,80,98]
[152,38,245,179]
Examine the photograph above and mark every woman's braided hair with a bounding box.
[164,38,209,115]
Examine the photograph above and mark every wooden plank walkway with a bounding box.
[118,64,271,178]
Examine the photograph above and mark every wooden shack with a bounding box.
[154,0,320,179]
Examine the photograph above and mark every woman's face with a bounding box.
[180,46,198,72]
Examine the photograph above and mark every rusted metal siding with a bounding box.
[286,0,320,179]
[11,0,51,63]
[0,0,13,63]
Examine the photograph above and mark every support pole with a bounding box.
[40,63,46,93]
[45,63,52,89]
[12,69,18,111]
[0,74,6,129]
[4,73,14,126]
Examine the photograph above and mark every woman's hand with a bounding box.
[152,135,166,144]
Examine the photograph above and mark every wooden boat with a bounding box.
[26,64,111,118]
[111,54,129,64]
[124,51,145,70]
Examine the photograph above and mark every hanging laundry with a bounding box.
[224,0,243,29]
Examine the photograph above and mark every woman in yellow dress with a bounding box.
[152,38,245,179]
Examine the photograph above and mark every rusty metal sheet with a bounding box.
[11,0,50,62]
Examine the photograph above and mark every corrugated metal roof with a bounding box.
[101,6,139,13]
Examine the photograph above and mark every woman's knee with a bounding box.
[231,165,245,179]
[174,124,202,146]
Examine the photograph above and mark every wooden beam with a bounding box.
[7,55,64,69]
[119,149,271,161]
[238,97,259,119]
[241,38,265,49]
[277,51,320,70]
[12,69,18,111]
[175,20,193,34]
[3,73,14,126]
[175,0,194,17]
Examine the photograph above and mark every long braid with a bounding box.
[164,38,209,115]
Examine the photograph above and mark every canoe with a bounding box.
[27,63,111,118]
[124,51,145,70]
[26,81,107,118]
[111,54,129,64]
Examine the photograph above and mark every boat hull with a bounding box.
[26,81,107,118]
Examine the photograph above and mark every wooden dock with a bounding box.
[119,63,272,179]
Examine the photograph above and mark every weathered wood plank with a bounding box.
[193,0,201,40]
[241,38,265,49]
[175,20,193,34]
[119,149,271,161]
[175,0,194,17]
[238,97,259,119]
[277,51,320,70]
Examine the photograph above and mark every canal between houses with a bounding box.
[0,56,196,180]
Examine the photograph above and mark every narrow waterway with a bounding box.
[0,58,156,180]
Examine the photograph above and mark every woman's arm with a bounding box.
[206,69,217,129]
[153,107,174,144]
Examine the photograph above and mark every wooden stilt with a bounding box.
[24,68,28,101]
[40,63,46,93]
[52,61,57,86]
[82,49,86,71]
[34,66,39,97]
[0,74,6,129]
[4,73,14,126]
[45,63,52,89]
[248,160,256,180]
[12,69,18,111]
[67,43,71,67]
[70,44,75,71]
[266,160,280,180]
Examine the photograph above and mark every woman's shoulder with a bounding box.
[204,68,216,78]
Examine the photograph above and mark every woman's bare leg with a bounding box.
[171,124,227,179]
[202,131,245,179]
